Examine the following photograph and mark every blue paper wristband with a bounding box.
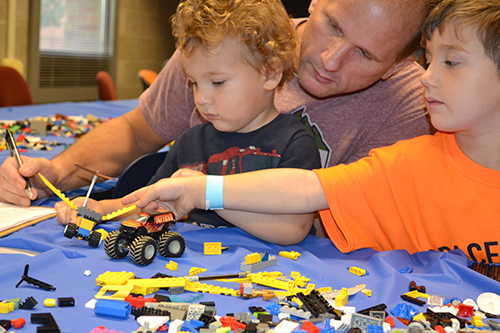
[206,175,224,210]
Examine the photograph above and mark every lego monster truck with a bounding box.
[104,211,186,266]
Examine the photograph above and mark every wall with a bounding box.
[0,0,29,75]
[0,0,178,102]
[116,0,178,99]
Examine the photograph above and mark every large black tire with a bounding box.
[129,235,157,266]
[158,232,186,258]
[88,230,102,248]
[64,223,78,239]
[104,230,129,259]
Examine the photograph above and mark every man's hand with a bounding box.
[122,176,206,219]
[0,156,60,206]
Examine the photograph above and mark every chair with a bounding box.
[137,69,158,91]
[0,66,34,107]
[112,151,168,199]
[96,71,118,101]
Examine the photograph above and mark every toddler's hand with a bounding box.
[55,197,101,225]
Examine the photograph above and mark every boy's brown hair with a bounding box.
[171,0,297,86]
[423,0,500,75]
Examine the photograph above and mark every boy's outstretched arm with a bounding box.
[122,168,328,242]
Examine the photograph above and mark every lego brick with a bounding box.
[350,313,384,332]
[31,313,60,333]
[95,299,131,319]
[57,297,75,307]
[241,256,278,273]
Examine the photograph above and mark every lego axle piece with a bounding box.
[16,264,56,291]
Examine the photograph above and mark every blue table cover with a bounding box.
[1,100,500,332]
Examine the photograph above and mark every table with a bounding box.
[0,99,138,161]
[0,100,499,333]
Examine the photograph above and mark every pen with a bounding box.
[5,130,34,200]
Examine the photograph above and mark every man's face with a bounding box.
[297,0,411,98]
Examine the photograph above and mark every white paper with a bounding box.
[0,202,55,233]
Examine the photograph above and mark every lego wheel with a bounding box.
[158,232,186,258]
[129,235,157,266]
[63,223,78,239]
[104,230,129,259]
[88,230,102,248]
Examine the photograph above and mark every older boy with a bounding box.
[56,0,320,231]
[124,0,500,263]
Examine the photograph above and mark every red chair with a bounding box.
[137,69,158,91]
[96,71,118,101]
[0,66,34,107]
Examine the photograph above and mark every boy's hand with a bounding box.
[122,176,206,218]
[55,197,101,225]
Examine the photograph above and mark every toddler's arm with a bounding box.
[54,197,131,225]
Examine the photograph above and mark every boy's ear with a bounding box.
[263,58,283,91]
[381,54,417,80]
[308,0,319,15]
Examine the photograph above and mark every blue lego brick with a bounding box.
[94,299,131,319]
[78,227,91,238]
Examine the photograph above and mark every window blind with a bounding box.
[38,0,115,88]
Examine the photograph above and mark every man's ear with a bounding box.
[263,58,283,91]
[381,54,417,80]
[308,0,319,15]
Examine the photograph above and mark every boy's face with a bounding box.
[180,38,280,133]
[421,26,500,136]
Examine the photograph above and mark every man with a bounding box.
[0,0,433,208]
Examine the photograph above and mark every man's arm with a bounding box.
[0,107,168,206]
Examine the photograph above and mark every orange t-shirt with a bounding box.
[314,132,500,263]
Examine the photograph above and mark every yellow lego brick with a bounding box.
[38,173,78,210]
[94,228,109,240]
[96,271,135,286]
[245,252,262,265]
[189,267,208,276]
[413,313,426,322]
[348,266,367,276]
[132,277,187,295]
[290,271,310,287]
[335,287,349,307]
[361,288,372,297]
[249,272,294,290]
[44,298,56,307]
[95,281,135,300]
[317,287,333,293]
[78,217,97,230]
[279,251,301,260]
[471,316,484,327]
[0,301,14,313]
[102,204,138,221]
[166,260,178,271]
[204,242,223,255]
[185,281,240,296]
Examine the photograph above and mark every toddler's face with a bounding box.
[181,38,280,133]
[421,25,500,136]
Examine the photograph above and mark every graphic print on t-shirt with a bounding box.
[293,107,331,168]
[180,146,281,175]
